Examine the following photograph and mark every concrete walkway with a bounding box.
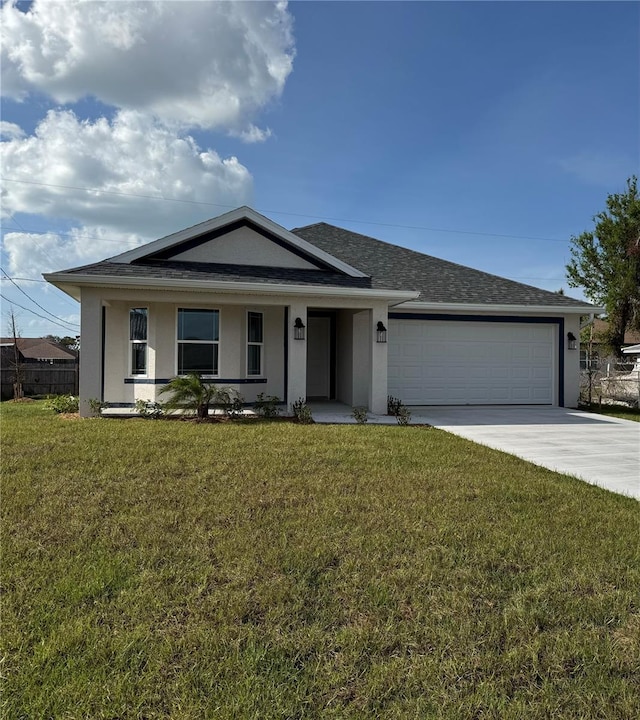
[310,404,640,500]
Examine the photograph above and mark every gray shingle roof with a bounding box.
[61,259,371,289]
[291,223,593,308]
[54,217,594,309]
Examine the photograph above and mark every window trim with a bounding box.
[129,307,148,376]
[176,307,220,377]
[247,310,264,377]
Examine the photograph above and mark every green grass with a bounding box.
[580,403,640,422]
[2,401,639,719]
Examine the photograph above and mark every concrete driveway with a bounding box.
[410,406,640,500]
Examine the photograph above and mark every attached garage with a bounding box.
[388,315,560,406]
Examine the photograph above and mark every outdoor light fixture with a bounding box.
[567,332,577,350]
[376,321,387,343]
[294,317,306,340]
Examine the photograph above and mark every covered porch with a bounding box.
[75,285,415,416]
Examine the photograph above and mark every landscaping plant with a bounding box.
[254,392,281,418]
[159,373,224,420]
[292,398,313,424]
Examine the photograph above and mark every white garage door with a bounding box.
[388,319,556,405]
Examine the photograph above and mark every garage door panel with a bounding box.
[388,319,555,405]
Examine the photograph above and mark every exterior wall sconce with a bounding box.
[294,317,305,340]
[567,332,577,350]
[376,321,387,343]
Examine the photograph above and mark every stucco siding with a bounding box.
[352,310,371,407]
[171,226,318,269]
[101,299,286,407]
[563,314,581,408]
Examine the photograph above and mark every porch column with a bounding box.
[368,302,389,414]
[79,288,103,417]
[287,301,307,412]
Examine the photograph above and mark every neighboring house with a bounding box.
[44,206,600,416]
[0,337,79,400]
[0,337,78,365]
[580,319,640,369]
[622,344,640,372]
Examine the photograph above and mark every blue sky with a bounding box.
[1,0,638,337]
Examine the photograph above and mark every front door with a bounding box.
[306,316,331,398]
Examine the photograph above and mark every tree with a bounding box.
[7,308,24,399]
[566,176,640,357]
[42,335,80,351]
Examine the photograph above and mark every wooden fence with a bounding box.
[1,364,79,400]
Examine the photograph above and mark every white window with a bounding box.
[177,309,219,375]
[130,308,147,375]
[247,311,263,376]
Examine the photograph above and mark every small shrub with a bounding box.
[44,395,79,414]
[134,399,164,419]
[88,398,109,418]
[395,405,412,426]
[292,398,313,424]
[388,395,411,425]
[352,406,368,424]
[213,388,245,418]
[387,395,402,416]
[254,393,281,418]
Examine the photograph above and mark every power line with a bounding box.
[1,215,83,310]
[2,176,229,209]
[1,221,137,246]
[2,213,60,265]
[0,293,79,332]
[1,267,79,327]
[1,175,569,243]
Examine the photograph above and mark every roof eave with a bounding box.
[43,272,419,304]
[395,300,604,315]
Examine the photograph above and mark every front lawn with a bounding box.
[580,403,640,423]
[2,402,639,719]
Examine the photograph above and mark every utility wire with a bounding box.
[1,175,569,243]
[1,267,79,327]
[2,213,60,266]
[0,293,79,332]
[1,215,82,310]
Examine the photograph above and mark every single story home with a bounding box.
[0,337,78,364]
[44,206,600,416]
[0,337,79,400]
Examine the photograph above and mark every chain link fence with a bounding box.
[580,358,640,408]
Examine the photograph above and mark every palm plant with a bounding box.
[159,373,217,419]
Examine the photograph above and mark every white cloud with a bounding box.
[0,121,25,140]
[0,0,294,134]
[4,231,80,278]
[1,109,253,239]
[231,124,274,144]
[3,227,140,279]
[0,1,294,286]
[1,109,255,276]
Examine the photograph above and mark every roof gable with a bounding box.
[148,219,322,270]
[109,206,368,278]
